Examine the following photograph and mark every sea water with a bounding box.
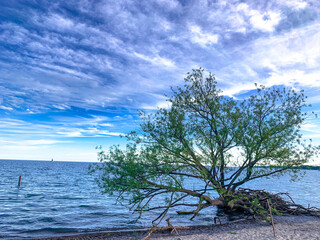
[0,160,319,239]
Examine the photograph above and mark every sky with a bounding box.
[0,0,319,163]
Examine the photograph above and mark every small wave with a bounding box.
[25,193,42,198]
[54,196,83,200]
[79,204,92,208]
[78,204,104,210]
[16,219,34,225]
[22,227,78,234]
[85,211,111,217]
[37,217,57,223]
[0,234,19,239]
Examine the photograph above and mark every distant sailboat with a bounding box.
[51,158,54,162]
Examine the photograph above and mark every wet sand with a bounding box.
[33,215,320,240]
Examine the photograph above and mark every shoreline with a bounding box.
[30,215,320,240]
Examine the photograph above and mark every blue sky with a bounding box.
[0,0,319,163]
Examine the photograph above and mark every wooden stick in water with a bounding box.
[18,176,22,187]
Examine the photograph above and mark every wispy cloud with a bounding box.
[0,106,13,111]
[215,22,320,97]
[134,52,175,68]
[0,0,319,161]
[0,139,67,146]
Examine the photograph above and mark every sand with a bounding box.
[33,215,320,240]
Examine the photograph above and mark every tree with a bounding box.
[91,68,319,225]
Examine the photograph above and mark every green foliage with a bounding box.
[90,68,319,223]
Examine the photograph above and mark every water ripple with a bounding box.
[0,160,319,239]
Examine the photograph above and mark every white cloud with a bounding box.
[220,82,256,98]
[159,18,172,31]
[141,100,172,110]
[0,105,13,111]
[44,14,75,30]
[220,22,320,97]
[3,145,40,150]
[52,104,71,110]
[300,121,320,146]
[301,123,320,133]
[0,119,25,126]
[0,23,28,44]
[0,0,319,163]
[33,13,85,33]
[0,114,120,142]
[224,13,247,33]
[31,12,124,57]
[0,139,68,152]
[250,11,282,32]
[262,35,318,68]
[100,123,114,127]
[306,95,320,105]
[22,139,63,145]
[266,70,320,88]
[38,63,89,78]
[57,131,82,137]
[56,127,123,137]
[189,25,219,46]
[237,3,282,32]
[98,131,123,136]
[134,52,175,67]
[279,0,308,10]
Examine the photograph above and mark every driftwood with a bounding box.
[267,198,276,237]
[143,217,189,240]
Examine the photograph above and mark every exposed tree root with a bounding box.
[175,188,320,223]
[223,188,320,218]
[143,188,319,239]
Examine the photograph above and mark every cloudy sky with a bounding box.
[0,0,319,162]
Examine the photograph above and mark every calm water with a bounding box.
[0,160,319,239]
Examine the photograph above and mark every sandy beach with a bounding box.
[33,215,320,240]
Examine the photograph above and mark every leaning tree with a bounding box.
[91,68,319,225]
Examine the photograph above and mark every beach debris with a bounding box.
[143,217,189,240]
